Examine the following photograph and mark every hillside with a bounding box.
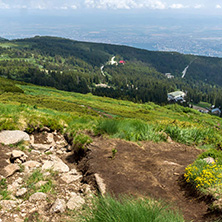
[0,78,222,221]
[0,36,222,105]
[0,78,222,222]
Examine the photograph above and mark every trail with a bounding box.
[181,60,196,78]
[100,56,117,77]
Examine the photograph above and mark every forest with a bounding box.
[0,36,222,106]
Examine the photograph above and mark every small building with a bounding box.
[119,60,126,64]
[211,108,221,116]
[165,73,174,79]
[168,91,186,102]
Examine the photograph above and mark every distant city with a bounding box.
[1,11,222,57]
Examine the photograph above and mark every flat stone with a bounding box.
[3,164,20,177]
[29,192,47,202]
[95,173,106,196]
[16,188,27,197]
[0,200,17,210]
[23,161,41,169]
[66,193,85,210]
[0,130,30,145]
[61,173,82,184]
[42,156,69,173]
[50,198,66,213]
[31,144,52,151]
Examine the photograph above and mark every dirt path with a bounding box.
[79,137,218,222]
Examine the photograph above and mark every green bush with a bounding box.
[82,195,184,222]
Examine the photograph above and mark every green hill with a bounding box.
[0,36,222,106]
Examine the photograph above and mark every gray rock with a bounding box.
[61,173,82,184]
[8,181,20,193]
[66,193,85,210]
[50,198,66,213]
[16,188,27,197]
[31,144,52,151]
[203,157,215,164]
[0,130,30,145]
[0,200,17,210]
[42,155,69,173]
[29,192,47,202]
[95,173,106,196]
[11,150,28,163]
[23,160,41,169]
[3,164,20,177]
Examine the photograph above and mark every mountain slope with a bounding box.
[0,36,222,105]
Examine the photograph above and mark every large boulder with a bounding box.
[0,130,30,145]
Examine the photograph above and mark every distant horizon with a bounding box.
[1,1,222,57]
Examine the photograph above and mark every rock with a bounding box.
[46,133,55,144]
[0,130,30,145]
[23,160,41,169]
[61,173,82,184]
[15,218,23,222]
[3,164,20,177]
[31,144,53,151]
[10,150,28,163]
[203,157,215,164]
[29,192,47,202]
[8,181,20,193]
[0,200,17,210]
[66,193,85,210]
[40,127,51,132]
[36,181,48,187]
[95,173,106,196]
[16,188,27,197]
[50,198,66,213]
[42,155,69,173]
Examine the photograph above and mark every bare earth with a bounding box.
[79,137,221,222]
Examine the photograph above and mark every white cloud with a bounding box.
[71,5,77,9]
[194,4,204,9]
[84,0,166,9]
[0,0,9,9]
[169,4,188,9]
[216,4,221,9]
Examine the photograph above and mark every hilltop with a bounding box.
[0,36,222,105]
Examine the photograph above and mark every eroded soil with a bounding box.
[79,137,221,222]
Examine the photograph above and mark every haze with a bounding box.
[1,0,222,57]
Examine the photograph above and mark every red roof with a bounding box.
[119,60,126,64]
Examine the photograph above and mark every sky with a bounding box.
[0,0,222,11]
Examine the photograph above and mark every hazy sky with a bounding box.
[0,0,222,11]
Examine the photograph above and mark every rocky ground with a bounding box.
[0,129,95,222]
[0,130,221,222]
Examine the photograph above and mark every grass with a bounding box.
[0,178,11,200]
[81,195,184,222]
[23,169,55,199]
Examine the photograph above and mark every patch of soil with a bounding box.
[0,144,12,176]
[78,137,218,222]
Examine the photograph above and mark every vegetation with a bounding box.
[81,194,184,222]
[1,36,222,105]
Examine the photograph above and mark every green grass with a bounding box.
[0,178,11,200]
[23,169,55,199]
[81,195,184,222]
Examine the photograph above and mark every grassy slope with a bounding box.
[1,80,222,214]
